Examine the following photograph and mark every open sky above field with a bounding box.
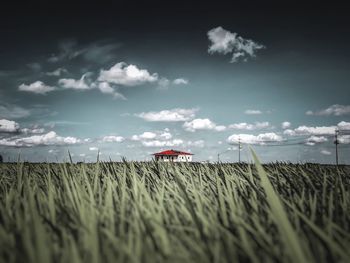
[0,1,350,163]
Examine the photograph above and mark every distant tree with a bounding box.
[0,154,3,163]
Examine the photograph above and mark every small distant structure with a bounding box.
[152,149,193,162]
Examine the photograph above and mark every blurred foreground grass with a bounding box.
[0,156,350,263]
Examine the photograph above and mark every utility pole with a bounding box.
[217,153,220,163]
[334,129,339,166]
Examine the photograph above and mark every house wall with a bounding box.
[177,154,192,162]
[155,155,192,162]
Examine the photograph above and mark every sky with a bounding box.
[0,2,350,163]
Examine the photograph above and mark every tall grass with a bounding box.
[0,156,349,262]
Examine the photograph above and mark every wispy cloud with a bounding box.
[227,133,282,145]
[0,103,31,119]
[46,68,67,76]
[142,139,183,148]
[207,26,265,63]
[0,131,82,147]
[306,104,350,116]
[229,121,269,130]
[59,73,93,90]
[48,39,121,64]
[321,150,332,155]
[244,109,262,115]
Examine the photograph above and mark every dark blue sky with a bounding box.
[0,1,350,163]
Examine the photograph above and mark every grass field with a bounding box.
[0,154,350,263]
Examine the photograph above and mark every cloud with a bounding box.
[0,119,20,133]
[207,26,265,63]
[321,150,332,155]
[282,121,291,129]
[173,78,189,85]
[59,73,92,90]
[27,62,41,71]
[227,132,283,145]
[284,125,337,136]
[89,147,99,151]
[339,135,350,144]
[97,82,126,100]
[21,127,45,134]
[229,121,269,130]
[159,131,172,140]
[0,131,81,147]
[102,135,124,143]
[46,68,67,76]
[338,121,350,130]
[142,139,184,147]
[136,108,197,122]
[305,136,328,146]
[244,109,262,115]
[306,105,350,116]
[157,77,171,90]
[98,62,158,86]
[0,103,31,119]
[19,81,56,94]
[183,118,225,132]
[131,132,157,141]
[82,42,121,64]
[187,140,205,148]
[48,39,121,64]
[158,77,189,90]
[131,130,183,148]
[48,39,80,63]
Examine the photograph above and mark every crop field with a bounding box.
[0,154,350,263]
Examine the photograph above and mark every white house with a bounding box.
[152,149,193,162]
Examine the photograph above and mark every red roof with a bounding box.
[153,149,193,156]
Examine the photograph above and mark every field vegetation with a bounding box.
[0,153,350,263]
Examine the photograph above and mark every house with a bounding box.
[152,149,193,162]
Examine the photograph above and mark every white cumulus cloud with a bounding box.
[338,121,350,130]
[0,119,20,133]
[305,136,328,146]
[282,121,291,129]
[19,81,56,94]
[183,118,223,132]
[207,26,265,63]
[98,62,158,86]
[136,108,197,122]
[131,131,157,141]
